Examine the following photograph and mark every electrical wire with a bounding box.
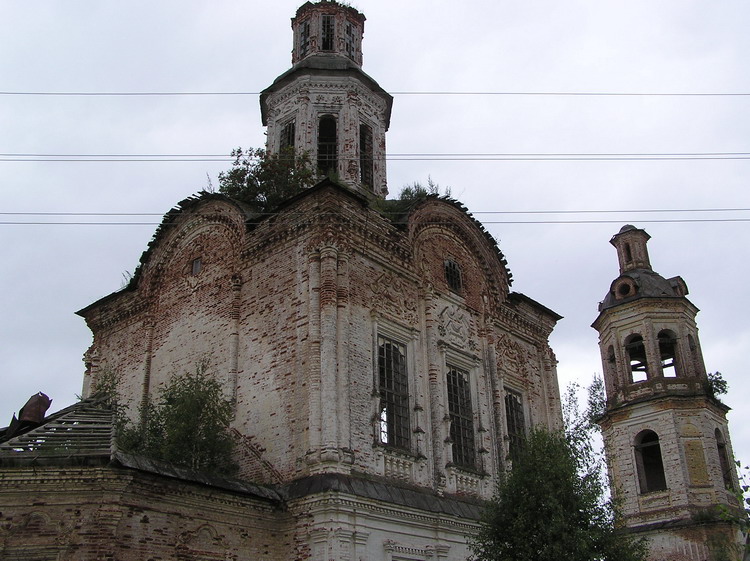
[2,218,749,226]
[2,90,750,97]
[2,207,749,217]
[3,152,750,162]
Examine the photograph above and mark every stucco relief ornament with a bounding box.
[370,272,418,324]
[305,227,350,256]
[496,333,522,371]
[438,304,472,347]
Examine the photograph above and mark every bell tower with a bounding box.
[260,0,393,198]
[592,225,742,560]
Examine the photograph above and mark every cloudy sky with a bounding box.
[2,1,749,463]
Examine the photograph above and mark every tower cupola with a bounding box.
[291,1,366,66]
[610,224,652,273]
[260,0,392,198]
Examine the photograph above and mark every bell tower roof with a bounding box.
[597,225,688,313]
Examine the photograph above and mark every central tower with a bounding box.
[260,0,393,197]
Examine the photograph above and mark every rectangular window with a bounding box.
[321,15,335,51]
[359,123,373,188]
[345,22,355,58]
[300,21,310,57]
[378,336,410,449]
[317,115,337,175]
[447,365,476,468]
[505,389,525,461]
[444,259,462,293]
[280,120,295,151]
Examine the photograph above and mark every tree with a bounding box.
[470,425,646,561]
[218,146,316,212]
[118,363,237,475]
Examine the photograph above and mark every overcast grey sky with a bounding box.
[2,0,749,463]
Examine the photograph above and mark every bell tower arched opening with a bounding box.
[634,430,667,493]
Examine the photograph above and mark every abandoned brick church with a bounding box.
[0,2,742,559]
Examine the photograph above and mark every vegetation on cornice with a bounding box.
[218,147,317,213]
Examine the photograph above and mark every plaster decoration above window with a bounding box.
[437,304,473,350]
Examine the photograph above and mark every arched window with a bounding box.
[317,115,337,175]
[634,430,667,493]
[658,330,678,377]
[625,334,648,383]
[715,428,734,490]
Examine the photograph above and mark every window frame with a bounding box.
[345,21,356,59]
[317,114,338,176]
[359,121,373,188]
[321,14,335,52]
[373,320,417,453]
[446,363,476,469]
[299,20,310,57]
[715,428,734,490]
[279,119,296,152]
[634,429,667,493]
[377,335,411,450]
[504,387,526,462]
[444,258,463,294]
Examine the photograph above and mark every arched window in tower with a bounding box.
[359,123,373,188]
[317,115,337,176]
[634,430,667,493]
[625,243,633,263]
[658,330,678,377]
[625,334,648,383]
[715,428,734,490]
[321,14,335,51]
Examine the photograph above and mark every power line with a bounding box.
[2,207,749,217]
[2,90,750,97]
[2,218,749,226]
[3,152,750,162]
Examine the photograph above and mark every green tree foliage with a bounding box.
[218,146,316,212]
[706,371,729,398]
[119,363,237,475]
[397,176,451,201]
[470,428,647,561]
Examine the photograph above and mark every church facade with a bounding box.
[1,2,562,559]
